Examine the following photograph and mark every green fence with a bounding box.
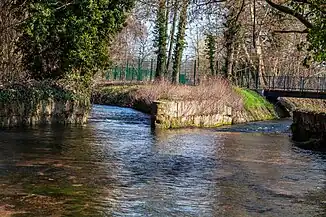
[106,65,190,84]
[106,66,154,81]
[105,59,197,85]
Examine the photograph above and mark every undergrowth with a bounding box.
[0,76,91,103]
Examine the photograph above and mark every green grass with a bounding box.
[234,87,274,110]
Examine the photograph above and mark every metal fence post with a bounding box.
[283,76,286,90]
[126,61,129,81]
[216,60,219,76]
[255,71,259,89]
[139,58,142,81]
[247,67,250,88]
[300,76,303,91]
[150,59,154,81]
[193,59,197,85]
[268,76,271,89]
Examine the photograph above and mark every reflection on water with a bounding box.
[1,105,326,216]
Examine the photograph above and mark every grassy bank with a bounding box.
[234,88,277,121]
[234,88,274,111]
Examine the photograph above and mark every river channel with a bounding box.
[1,105,326,216]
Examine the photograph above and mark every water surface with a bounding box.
[1,105,326,216]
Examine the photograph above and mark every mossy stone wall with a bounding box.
[0,98,90,127]
[291,111,326,146]
[152,99,278,129]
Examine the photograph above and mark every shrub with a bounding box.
[20,0,134,80]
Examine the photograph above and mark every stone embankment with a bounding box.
[277,97,326,149]
[0,99,90,127]
[0,82,91,127]
[151,100,276,128]
[291,110,326,149]
[93,85,278,129]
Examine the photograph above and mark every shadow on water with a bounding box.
[1,105,326,216]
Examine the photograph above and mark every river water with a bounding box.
[1,105,326,217]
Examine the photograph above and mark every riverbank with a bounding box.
[92,80,278,129]
[0,79,91,127]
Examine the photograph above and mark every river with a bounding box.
[1,105,326,216]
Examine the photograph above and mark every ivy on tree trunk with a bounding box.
[154,0,168,80]
[205,34,216,76]
[172,0,189,84]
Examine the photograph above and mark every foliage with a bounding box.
[267,0,326,63]
[289,0,326,62]
[20,0,134,80]
[308,9,326,62]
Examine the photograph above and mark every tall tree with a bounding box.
[223,0,245,79]
[154,0,168,79]
[172,0,189,83]
[166,0,179,73]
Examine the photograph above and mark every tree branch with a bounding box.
[274,29,309,33]
[194,0,227,7]
[265,0,314,29]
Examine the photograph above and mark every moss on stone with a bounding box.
[233,87,278,122]
[234,88,274,110]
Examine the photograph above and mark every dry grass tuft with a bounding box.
[131,78,243,110]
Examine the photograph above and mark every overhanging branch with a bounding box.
[265,0,314,29]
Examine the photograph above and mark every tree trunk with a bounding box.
[256,32,267,87]
[155,0,168,80]
[250,0,267,87]
[242,43,257,79]
[225,42,234,79]
[166,0,178,75]
[172,0,188,84]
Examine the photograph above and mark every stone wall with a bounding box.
[151,100,277,129]
[0,98,90,127]
[291,111,326,147]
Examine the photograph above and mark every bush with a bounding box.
[20,0,134,80]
